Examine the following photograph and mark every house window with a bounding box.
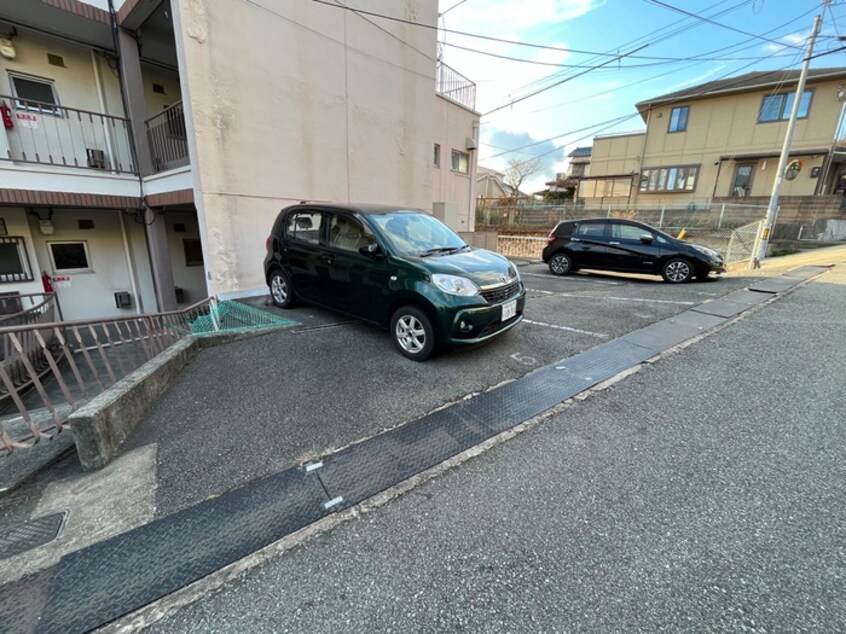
[9,73,61,116]
[434,143,441,168]
[49,241,91,273]
[451,149,469,174]
[732,164,754,197]
[0,237,34,283]
[759,90,812,122]
[639,165,700,192]
[668,106,689,133]
[183,239,204,266]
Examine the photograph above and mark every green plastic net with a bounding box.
[183,300,297,335]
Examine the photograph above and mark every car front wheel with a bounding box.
[269,269,295,308]
[661,258,693,283]
[390,305,435,361]
[548,253,573,276]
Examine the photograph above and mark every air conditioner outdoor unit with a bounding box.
[86,148,106,169]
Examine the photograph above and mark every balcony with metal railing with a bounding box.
[0,96,136,174]
[437,63,477,111]
[145,102,189,174]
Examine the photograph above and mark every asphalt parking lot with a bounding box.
[120,263,759,516]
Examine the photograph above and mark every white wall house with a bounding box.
[0,0,479,317]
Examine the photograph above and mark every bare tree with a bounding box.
[503,157,544,200]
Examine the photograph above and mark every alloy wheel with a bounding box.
[271,274,288,304]
[395,314,426,354]
[665,260,691,282]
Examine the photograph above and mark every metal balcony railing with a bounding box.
[437,63,477,111]
[0,95,136,174]
[145,101,189,173]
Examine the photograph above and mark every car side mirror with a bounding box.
[359,242,383,258]
[639,234,654,244]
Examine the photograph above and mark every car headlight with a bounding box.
[693,245,721,259]
[508,264,521,281]
[431,273,480,296]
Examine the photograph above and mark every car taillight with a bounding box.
[546,232,556,244]
[266,236,271,251]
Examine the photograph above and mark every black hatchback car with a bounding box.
[264,203,525,360]
[541,218,725,283]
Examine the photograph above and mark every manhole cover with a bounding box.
[0,511,67,560]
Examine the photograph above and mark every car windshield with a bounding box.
[369,212,467,257]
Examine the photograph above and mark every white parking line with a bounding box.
[523,319,609,338]
[526,288,554,294]
[521,272,625,286]
[554,293,696,306]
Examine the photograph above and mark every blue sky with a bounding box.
[438,0,846,193]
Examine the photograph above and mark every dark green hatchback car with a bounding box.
[264,203,525,360]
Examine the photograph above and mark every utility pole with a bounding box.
[750,5,826,269]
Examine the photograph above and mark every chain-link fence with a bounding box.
[477,201,768,233]
[495,219,764,265]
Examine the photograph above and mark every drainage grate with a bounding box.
[1,511,67,561]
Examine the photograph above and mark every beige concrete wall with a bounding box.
[588,132,645,178]
[171,0,445,295]
[0,31,123,116]
[164,211,207,304]
[141,64,183,119]
[431,94,478,231]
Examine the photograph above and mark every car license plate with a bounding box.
[501,300,516,322]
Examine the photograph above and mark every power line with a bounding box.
[311,0,752,62]
[482,45,649,116]
[642,0,805,50]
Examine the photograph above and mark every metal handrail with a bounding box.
[144,101,189,173]
[0,94,136,174]
[0,293,58,326]
[0,298,214,457]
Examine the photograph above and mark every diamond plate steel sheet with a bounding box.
[317,406,493,510]
[720,289,773,306]
[0,511,67,561]
[692,299,749,318]
[0,466,329,634]
[468,368,591,434]
[670,310,727,330]
[619,320,702,353]
[748,278,799,293]
[553,340,654,382]
[781,266,829,279]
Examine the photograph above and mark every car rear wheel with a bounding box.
[548,253,573,276]
[269,269,295,308]
[661,258,693,283]
[390,305,435,361]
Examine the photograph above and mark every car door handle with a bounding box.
[609,241,621,245]
[317,254,335,264]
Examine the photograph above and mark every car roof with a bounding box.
[287,202,423,216]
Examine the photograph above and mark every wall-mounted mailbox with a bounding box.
[114,291,132,309]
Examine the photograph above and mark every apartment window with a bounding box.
[0,237,34,283]
[9,73,61,116]
[451,149,469,174]
[49,241,90,273]
[668,106,689,133]
[639,165,699,192]
[732,164,754,197]
[759,90,812,122]
[183,239,204,266]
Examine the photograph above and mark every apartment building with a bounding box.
[0,0,479,321]
[581,68,846,232]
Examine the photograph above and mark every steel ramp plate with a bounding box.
[692,299,750,318]
[620,320,702,352]
[667,310,727,331]
[748,277,800,293]
[0,466,329,634]
[720,289,773,305]
[315,405,493,511]
[781,266,830,279]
